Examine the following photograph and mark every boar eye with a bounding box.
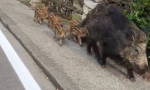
[131,48,139,56]
[135,49,139,55]
[139,41,143,43]
[135,49,138,52]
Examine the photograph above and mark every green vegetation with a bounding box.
[123,0,150,48]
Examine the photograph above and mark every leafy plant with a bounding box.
[124,0,150,48]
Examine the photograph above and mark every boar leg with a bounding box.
[90,40,106,67]
[100,54,107,67]
[92,43,104,66]
[127,68,135,82]
[87,41,93,55]
[88,40,102,64]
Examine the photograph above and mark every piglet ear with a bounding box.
[60,23,63,27]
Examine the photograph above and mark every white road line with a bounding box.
[0,29,41,90]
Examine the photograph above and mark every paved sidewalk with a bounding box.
[0,0,150,90]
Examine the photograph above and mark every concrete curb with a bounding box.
[0,9,79,90]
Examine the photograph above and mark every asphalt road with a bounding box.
[0,22,56,90]
[0,46,24,90]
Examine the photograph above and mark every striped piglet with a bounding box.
[49,12,67,46]
[34,5,48,24]
[69,19,87,46]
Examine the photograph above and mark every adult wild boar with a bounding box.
[77,3,149,81]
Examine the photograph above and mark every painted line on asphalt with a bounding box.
[0,29,41,90]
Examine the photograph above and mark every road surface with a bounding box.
[0,22,56,90]
[0,46,25,90]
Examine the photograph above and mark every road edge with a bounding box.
[0,9,79,90]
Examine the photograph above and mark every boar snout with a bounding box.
[133,62,149,75]
[124,45,149,75]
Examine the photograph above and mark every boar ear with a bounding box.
[131,34,135,45]
[125,32,135,45]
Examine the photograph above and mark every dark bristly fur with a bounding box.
[77,3,148,82]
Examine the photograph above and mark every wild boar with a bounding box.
[77,3,149,81]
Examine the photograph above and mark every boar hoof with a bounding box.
[99,61,106,68]
[127,75,136,82]
[80,44,83,47]
[130,78,136,82]
[101,65,106,68]
[87,52,93,55]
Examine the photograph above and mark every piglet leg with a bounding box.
[77,36,83,47]
[59,38,63,46]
